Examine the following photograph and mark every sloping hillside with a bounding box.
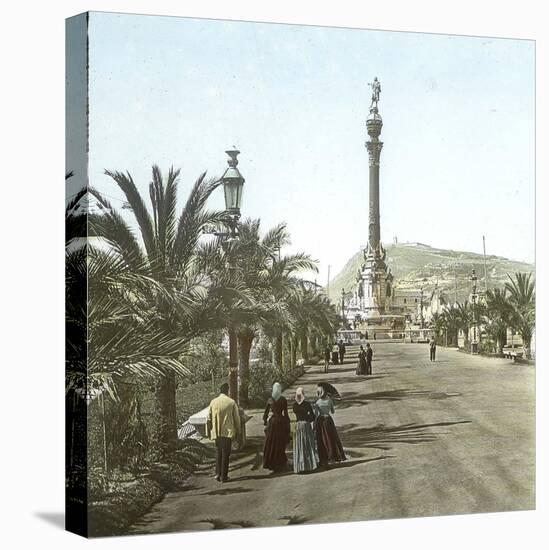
[329,242,534,304]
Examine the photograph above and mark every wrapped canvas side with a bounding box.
[65,12,89,539]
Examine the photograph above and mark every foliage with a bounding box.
[184,332,228,383]
[248,360,305,406]
[505,272,535,358]
[436,272,535,359]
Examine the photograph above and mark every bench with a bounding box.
[502,349,524,362]
[179,406,253,450]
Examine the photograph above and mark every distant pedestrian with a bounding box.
[323,345,331,373]
[366,342,373,375]
[314,385,346,468]
[207,382,241,482]
[262,382,290,472]
[292,388,318,474]
[338,339,346,364]
[331,343,339,365]
[429,337,437,362]
[356,344,367,375]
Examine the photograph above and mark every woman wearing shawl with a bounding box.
[292,387,318,474]
[314,384,346,468]
[262,382,290,472]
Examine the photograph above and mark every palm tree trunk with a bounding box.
[521,333,532,360]
[290,335,297,370]
[152,371,177,459]
[228,326,238,401]
[300,332,309,362]
[274,333,283,370]
[237,328,255,408]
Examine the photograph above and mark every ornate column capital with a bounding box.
[366,141,384,166]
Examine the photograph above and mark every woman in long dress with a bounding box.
[262,382,290,472]
[314,385,346,468]
[357,344,367,375]
[292,387,318,474]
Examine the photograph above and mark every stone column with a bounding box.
[365,109,383,250]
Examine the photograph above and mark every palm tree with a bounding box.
[198,219,318,407]
[66,183,200,473]
[454,301,472,349]
[288,284,340,362]
[505,272,535,359]
[89,166,229,457]
[483,287,512,354]
[441,305,460,347]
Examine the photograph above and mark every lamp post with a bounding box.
[471,269,479,354]
[220,149,245,400]
[341,288,346,328]
[419,278,427,330]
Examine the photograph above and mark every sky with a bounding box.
[76,11,535,286]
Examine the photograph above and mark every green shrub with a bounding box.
[248,361,306,406]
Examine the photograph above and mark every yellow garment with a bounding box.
[206,393,241,441]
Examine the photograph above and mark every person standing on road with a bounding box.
[206,382,241,483]
[292,387,318,474]
[357,344,367,375]
[262,382,291,473]
[323,345,331,373]
[331,342,340,365]
[338,339,346,364]
[429,336,437,362]
[314,386,346,468]
[366,342,373,375]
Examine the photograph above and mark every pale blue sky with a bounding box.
[84,12,535,285]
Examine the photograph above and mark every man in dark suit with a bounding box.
[366,343,373,375]
[429,337,437,362]
[338,339,346,364]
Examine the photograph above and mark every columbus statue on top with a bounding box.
[369,77,381,111]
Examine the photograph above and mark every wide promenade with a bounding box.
[130,343,535,534]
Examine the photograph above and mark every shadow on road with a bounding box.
[200,486,255,496]
[233,455,392,482]
[335,389,461,410]
[339,420,471,451]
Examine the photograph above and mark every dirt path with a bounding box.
[129,343,535,534]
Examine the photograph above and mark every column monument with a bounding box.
[354,78,395,322]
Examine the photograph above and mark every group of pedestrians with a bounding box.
[206,380,346,482]
[323,339,347,372]
[356,343,373,375]
[262,382,346,474]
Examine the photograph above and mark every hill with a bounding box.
[328,242,534,304]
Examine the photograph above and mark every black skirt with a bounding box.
[315,415,346,464]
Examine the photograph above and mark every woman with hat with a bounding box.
[292,387,318,474]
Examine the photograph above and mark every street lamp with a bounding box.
[221,149,245,237]
[471,269,479,354]
[419,278,427,330]
[221,149,245,401]
[341,288,346,327]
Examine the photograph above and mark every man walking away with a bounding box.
[366,343,373,375]
[324,345,331,373]
[207,382,241,482]
[338,339,346,365]
[429,337,437,362]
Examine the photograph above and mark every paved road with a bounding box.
[130,343,535,534]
